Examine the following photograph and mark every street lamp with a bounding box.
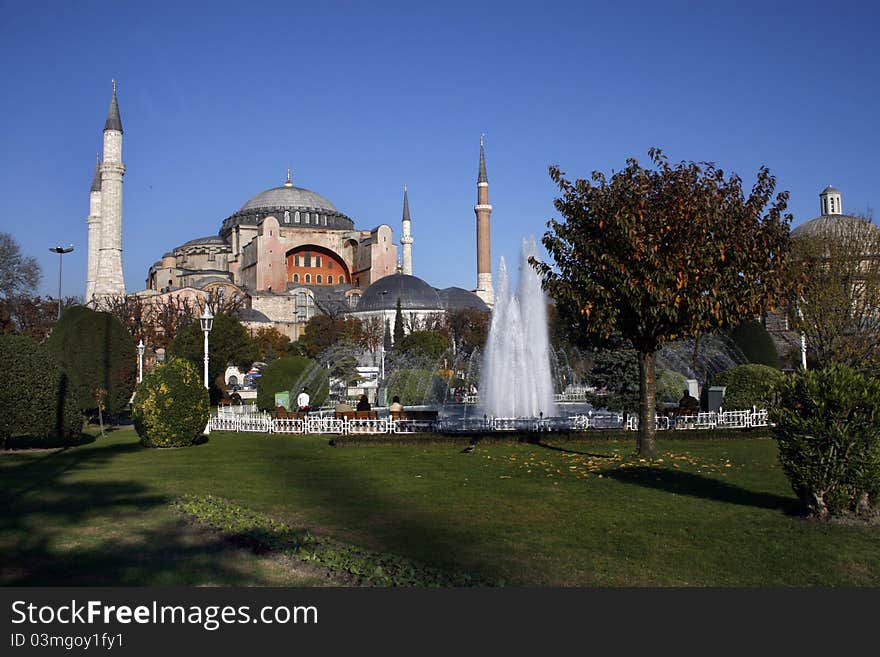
[137,339,145,383]
[200,306,214,389]
[49,245,74,320]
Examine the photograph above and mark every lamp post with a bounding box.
[49,245,74,320]
[200,306,214,389]
[137,340,145,383]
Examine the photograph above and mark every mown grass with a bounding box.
[1,427,878,586]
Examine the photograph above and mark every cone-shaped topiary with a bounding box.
[133,357,210,448]
[256,355,328,411]
[711,364,785,410]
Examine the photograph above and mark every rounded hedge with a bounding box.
[46,305,136,415]
[385,369,447,406]
[656,369,688,404]
[133,357,210,448]
[256,356,328,411]
[711,364,785,410]
[0,334,82,447]
[771,365,880,519]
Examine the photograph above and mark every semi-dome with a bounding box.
[438,287,489,312]
[241,185,338,214]
[178,235,228,248]
[355,273,442,311]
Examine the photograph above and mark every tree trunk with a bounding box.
[637,350,657,457]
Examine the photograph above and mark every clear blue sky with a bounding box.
[1,0,878,299]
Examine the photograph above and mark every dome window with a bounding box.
[294,211,300,224]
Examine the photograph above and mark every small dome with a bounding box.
[241,185,338,214]
[438,287,489,312]
[821,185,841,195]
[355,274,442,311]
[179,235,227,248]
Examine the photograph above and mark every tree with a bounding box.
[169,313,258,402]
[0,233,40,300]
[395,330,451,363]
[586,349,640,415]
[0,295,78,342]
[133,357,210,448]
[297,315,358,359]
[252,326,292,362]
[791,216,880,373]
[393,298,405,344]
[45,306,137,416]
[445,308,489,357]
[536,149,796,455]
[256,355,328,411]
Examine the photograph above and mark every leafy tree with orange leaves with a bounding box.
[534,149,796,455]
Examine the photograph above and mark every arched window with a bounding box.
[295,211,300,223]
[293,273,299,283]
[349,293,361,309]
[316,274,323,284]
[305,273,311,283]
[295,290,315,322]
[327,275,333,285]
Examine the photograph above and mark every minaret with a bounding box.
[85,155,102,301]
[820,185,843,216]
[93,80,126,299]
[473,135,494,306]
[401,185,414,276]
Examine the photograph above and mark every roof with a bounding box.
[90,160,102,193]
[821,185,841,195]
[791,214,879,240]
[241,185,338,213]
[478,136,488,183]
[438,287,489,312]
[104,83,122,133]
[354,273,442,312]
[178,235,228,248]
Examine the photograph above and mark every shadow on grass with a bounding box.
[603,466,801,515]
[532,440,618,459]
[0,440,300,586]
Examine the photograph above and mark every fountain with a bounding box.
[481,237,556,419]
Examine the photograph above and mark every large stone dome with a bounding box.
[356,274,442,311]
[240,185,338,213]
[221,177,355,235]
[791,214,879,240]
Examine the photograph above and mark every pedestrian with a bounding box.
[356,394,371,412]
[297,387,311,413]
[389,395,403,412]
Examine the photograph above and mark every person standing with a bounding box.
[297,387,311,413]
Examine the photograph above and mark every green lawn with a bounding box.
[2,428,878,586]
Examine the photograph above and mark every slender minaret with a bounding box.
[93,80,126,298]
[401,185,414,276]
[820,185,843,216]
[85,155,102,302]
[473,135,494,306]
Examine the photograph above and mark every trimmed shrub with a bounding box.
[133,357,210,448]
[726,319,779,368]
[45,305,136,415]
[385,369,447,406]
[395,330,451,362]
[711,364,785,410]
[656,369,688,404]
[771,365,880,519]
[0,335,82,447]
[256,356,328,411]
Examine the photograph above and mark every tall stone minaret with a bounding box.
[401,185,414,276]
[85,155,102,302]
[473,135,494,306]
[820,185,843,216]
[93,80,126,299]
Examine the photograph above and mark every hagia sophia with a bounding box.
[83,84,875,368]
[85,84,491,342]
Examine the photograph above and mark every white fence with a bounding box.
[208,407,771,435]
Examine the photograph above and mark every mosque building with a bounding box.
[84,83,492,341]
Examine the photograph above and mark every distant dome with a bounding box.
[821,185,841,195]
[438,287,488,312]
[241,185,338,214]
[791,214,879,240]
[356,274,442,311]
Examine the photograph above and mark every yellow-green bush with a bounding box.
[133,357,210,448]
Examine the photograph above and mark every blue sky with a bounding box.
[1,0,878,299]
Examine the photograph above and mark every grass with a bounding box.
[2,427,878,586]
